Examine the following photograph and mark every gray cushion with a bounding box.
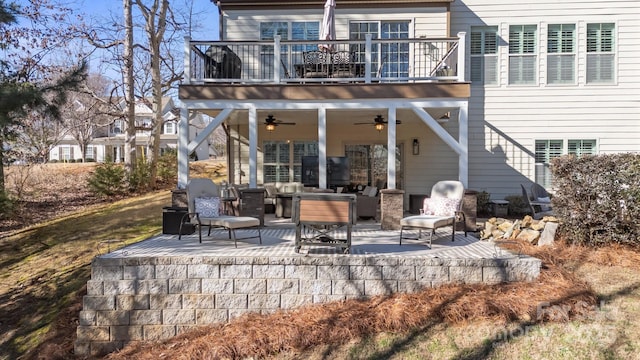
[264,184,278,197]
[401,215,454,229]
[201,215,260,229]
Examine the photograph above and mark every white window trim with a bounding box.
[584,21,617,86]
[508,24,539,87]
[470,25,499,86]
[545,23,577,86]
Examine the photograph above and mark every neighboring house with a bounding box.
[50,97,212,163]
[177,0,640,204]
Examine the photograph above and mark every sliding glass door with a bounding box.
[345,143,403,189]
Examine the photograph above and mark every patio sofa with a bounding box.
[263,182,307,213]
[356,185,379,220]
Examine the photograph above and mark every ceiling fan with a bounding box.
[354,114,401,131]
[264,114,296,131]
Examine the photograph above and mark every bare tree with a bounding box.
[133,0,184,189]
[9,111,67,163]
[61,74,113,162]
[123,0,138,173]
[83,1,190,187]
[0,0,87,191]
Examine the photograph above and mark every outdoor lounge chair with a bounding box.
[399,180,467,248]
[521,184,554,220]
[179,178,262,247]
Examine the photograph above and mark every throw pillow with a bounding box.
[264,184,278,197]
[430,197,461,217]
[422,198,436,215]
[537,197,551,211]
[367,186,378,197]
[195,197,220,218]
[362,186,378,197]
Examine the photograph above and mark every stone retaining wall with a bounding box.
[75,254,541,357]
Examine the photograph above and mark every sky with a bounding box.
[72,0,220,81]
[77,0,220,39]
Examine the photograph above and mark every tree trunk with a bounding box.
[123,0,137,174]
[139,0,169,190]
[0,138,5,192]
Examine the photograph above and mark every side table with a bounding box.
[220,196,237,215]
[275,193,294,218]
[490,200,509,217]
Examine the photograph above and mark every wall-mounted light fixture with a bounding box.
[412,138,420,155]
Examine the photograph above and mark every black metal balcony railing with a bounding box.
[184,34,465,85]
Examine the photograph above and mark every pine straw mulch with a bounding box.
[105,240,640,360]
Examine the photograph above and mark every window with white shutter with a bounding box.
[263,141,318,183]
[586,23,615,84]
[509,25,537,85]
[547,24,575,84]
[535,140,562,188]
[470,26,498,85]
[568,139,597,157]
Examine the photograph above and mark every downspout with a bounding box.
[237,124,242,184]
[222,123,232,183]
[217,1,223,40]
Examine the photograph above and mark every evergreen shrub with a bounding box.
[552,153,640,246]
[87,161,127,197]
[0,191,15,219]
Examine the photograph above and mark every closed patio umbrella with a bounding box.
[318,0,336,52]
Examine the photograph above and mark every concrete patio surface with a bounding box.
[101,214,517,260]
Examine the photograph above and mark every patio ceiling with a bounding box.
[200,108,455,127]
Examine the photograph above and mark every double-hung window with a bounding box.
[164,121,176,135]
[60,146,74,161]
[85,146,95,160]
[470,26,498,85]
[509,25,537,85]
[547,24,576,84]
[112,120,123,135]
[586,23,615,84]
[535,140,563,188]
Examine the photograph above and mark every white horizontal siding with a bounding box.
[223,8,449,41]
[215,1,639,200]
[452,0,640,199]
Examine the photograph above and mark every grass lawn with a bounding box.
[0,191,170,359]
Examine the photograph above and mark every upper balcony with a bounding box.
[183,33,466,86]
